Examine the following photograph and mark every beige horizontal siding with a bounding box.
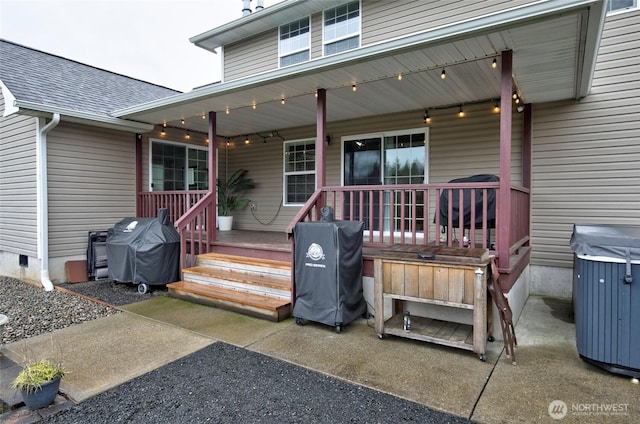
[224,29,279,81]
[530,9,640,269]
[0,108,38,256]
[362,0,532,46]
[46,122,138,258]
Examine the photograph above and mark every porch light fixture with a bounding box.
[352,84,357,92]
[491,58,497,69]
[440,68,446,80]
[458,105,465,118]
[423,110,431,124]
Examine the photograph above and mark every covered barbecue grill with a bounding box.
[106,208,180,294]
[437,174,498,230]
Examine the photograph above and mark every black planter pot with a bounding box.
[20,376,61,410]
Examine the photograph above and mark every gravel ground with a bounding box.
[42,342,473,424]
[0,277,120,345]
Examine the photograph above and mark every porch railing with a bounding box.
[138,190,207,224]
[173,192,216,270]
[287,182,530,269]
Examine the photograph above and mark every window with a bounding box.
[283,139,316,205]
[607,0,637,13]
[280,17,310,67]
[151,140,208,191]
[343,129,428,232]
[323,1,360,56]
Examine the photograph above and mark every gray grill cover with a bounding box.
[106,210,180,285]
[570,224,640,260]
[293,220,366,327]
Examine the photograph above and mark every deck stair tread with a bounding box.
[183,266,290,291]
[197,253,290,270]
[167,281,291,321]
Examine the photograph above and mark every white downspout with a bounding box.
[37,113,60,291]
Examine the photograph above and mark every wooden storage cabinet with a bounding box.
[374,250,491,361]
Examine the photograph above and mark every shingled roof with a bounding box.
[0,39,180,118]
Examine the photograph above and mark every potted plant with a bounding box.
[217,168,256,231]
[13,359,65,410]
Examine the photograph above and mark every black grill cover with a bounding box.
[437,174,498,229]
[293,220,366,327]
[106,209,180,285]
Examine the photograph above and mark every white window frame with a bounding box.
[322,0,361,57]
[149,139,209,192]
[607,0,638,14]
[283,138,317,206]
[279,16,311,68]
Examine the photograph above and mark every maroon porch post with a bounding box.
[522,104,532,189]
[498,50,513,271]
[316,88,327,212]
[208,111,217,243]
[135,133,143,216]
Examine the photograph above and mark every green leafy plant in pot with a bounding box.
[13,359,65,410]
[217,169,256,231]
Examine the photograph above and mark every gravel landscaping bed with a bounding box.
[0,276,166,346]
[0,276,120,345]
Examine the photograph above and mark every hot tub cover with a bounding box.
[106,209,180,285]
[570,224,640,261]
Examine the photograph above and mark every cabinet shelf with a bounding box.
[380,313,475,351]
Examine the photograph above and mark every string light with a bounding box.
[423,110,431,124]
[162,122,167,128]
[185,131,191,140]
[225,107,230,114]
[244,136,250,144]
[201,113,206,119]
[181,118,185,125]
[440,68,446,80]
[314,90,318,98]
[352,84,357,92]
[493,101,500,113]
[252,102,256,110]
[512,91,518,100]
[491,58,497,69]
[160,128,166,136]
[397,73,403,81]
[281,97,285,105]
[205,137,209,143]
[458,105,465,118]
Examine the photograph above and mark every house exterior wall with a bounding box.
[529,8,640,297]
[0,93,38,260]
[223,0,534,81]
[227,102,522,231]
[44,122,138,281]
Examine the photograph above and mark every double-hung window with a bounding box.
[323,1,360,56]
[283,139,316,205]
[151,140,208,191]
[280,17,310,67]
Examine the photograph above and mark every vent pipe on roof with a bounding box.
[256,0,264,11]
[242,0,252,16]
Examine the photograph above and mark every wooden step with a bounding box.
[197,253,290,278]
[182,266,290,299]
[167,281,291,322]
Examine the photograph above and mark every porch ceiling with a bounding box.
[115,1,605,138]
